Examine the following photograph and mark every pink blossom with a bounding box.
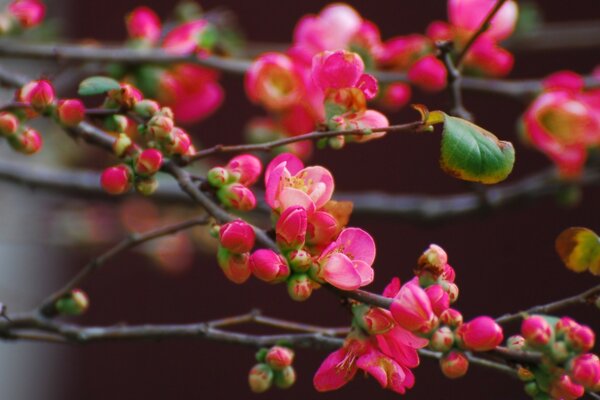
[8,0,45,28]
[126,7,161,44]
[426,21,454,42]
[543,71,585,93]
[312,50,377,100]
[265,153,334,213]
[378,34,433,70]
[390,282,435,332]
[249,249,290,283]
[316,227,376,290]
[305,210,339,253]
[425,284,450,316]
[408,55,447,92]
[219,220,256,254]
[225,154,262,187]
[448,0,518,42]
[457,316,503,351]
[330,110,389,143]
[162,19,209,55]
[276,206,308,251]
[440,308,463,328]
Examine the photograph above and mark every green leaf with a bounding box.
[78,76,121,96]
[439,113,515,184]
[555,227,600,275]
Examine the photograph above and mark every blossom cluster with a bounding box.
[248,346,296,393]
[112,6,224,124]
[508,315,599,399]
[0,0,44,35]
[207,154,262,212]
[0,79,85,155]
[521,70,600,178]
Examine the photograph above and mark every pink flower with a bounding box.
[312,50,377,100]
[219,220,255,254]
[426,21,454,42]
[249,249,290,283]
[162,19,209,55]
[390,282,435,333]
[126,7,161,44]
[329,109,389,143]
[265,153,334,213]
[457,316,503,351]
[408,55,447,92]
[225,154,262,187]
[448,0,518,42]
[7,0,45,28]
[543,71,585,93]
[316,227,376,290]
[276,206,308,251]
[305,210,339,253]
[246,53,304,111]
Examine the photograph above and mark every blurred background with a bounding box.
[0,0,599,399]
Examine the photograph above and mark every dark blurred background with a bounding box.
[1,0,599,399]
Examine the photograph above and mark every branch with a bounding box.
[455,0,509,67]
[38,215,211,316]
[496,284,600,325]
[438,41,472,120]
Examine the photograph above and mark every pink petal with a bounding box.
[353,260,374,286]
[313,348,357,392]
[265,153,304,184]
[336,227,376,265]
[356,349,407,393]
[265,163,288,209]
[356,73,378,100]
[322,253,362,290]
[312,50,365,91]
[297,166,334,209]
[279,187,316,214]
[382,277,401,298]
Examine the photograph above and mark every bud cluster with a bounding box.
[206,154,262,212]
[509,315,599,399]
[248,346,296,393]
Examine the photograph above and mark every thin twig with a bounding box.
[437,41,472,120]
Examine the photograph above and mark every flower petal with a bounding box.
[321,253,362,290]
[313,348,357,392]
[336,227,376,265]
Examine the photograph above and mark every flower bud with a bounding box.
[100,165,132,195]
[147,114,174,140]
[248,363,273,393]
[8,0,45,28]
[425,284,450,316]
[218,183,256,211]
[517,366,535,382]
[217,247,251,284]
[407,55,447,92]
[135,148,163,175]
[567,325,595,353]
[440,351,469,379]
[108,83,142,109]
[312,50,365,92]
[524,381,539,397]
[418,244,448,273]
[126,6,161,44]
[105,114,130,133]
[56,99,85,127]
[570,353,600,390]
[265,346,294,370]
[112,133,133,157]
[457,316,503,352]
[133,99,161,118]
[521,316,554,348]
[439,308,463,328]
[288,249,312,272]
[0,112,19,136]
[276,206,307,251]
[207,167,230,187]
[19,79,54,111]
[135,177,159,196]
[226,154,262,187]
[245,53,303,110]
[390,282,435,332]
[274,366,296,389]
[506,335,526,351]
[442,264,456,283]
[353,304,395,335]
[381,82,411,110]
[443,282,459,304]
[10,127,42,154]
[165,128,191,155]
[551,340,570,364]
[55,289,89,315]
[287,273,315,301]
[219,220,255,254]
[556,317,580,338]
[430,326,455,353]
[250,249,290,283]
[549,374,585,400]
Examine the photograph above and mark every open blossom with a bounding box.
[390,281,435,333]
[315,227,376,290]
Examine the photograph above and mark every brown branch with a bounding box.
[438,41,472,120]
[38,215,210,317]
[496,284,600,325]
[455,0,509,67]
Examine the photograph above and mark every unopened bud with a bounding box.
[248,363,273,393]
[276,206,307,251]
[135,176,159,196]
[56,99,85,127]
[353,304,394,335]
[0,112,19,136]
[207,167,230,187]
[165,128,191,155]
[10,127,42,154]
[549,374,585,400]
[19,79,55,111]
[218,183,256,211]
[506,335,526,351]
[328,135,345,150]
[287,273,315,301]
[457,316,503,352]
[288,249,312,272]
[8,0,45,28]
[517,367,535,382]
[430,326,455,353]
[109,83,142,109]
[567,324,595,353]
[133,99,160,118]
[219,220,255,254]
[521,316,554,348]
[569,353,600,390]
[100,165,132,195]
[425,284,450,316]
[274,366,296,389]
[135,148,163,175]
[265,346,294,370]
[524,381,539,397]
[440,351,469,379]
[147,114,174,140]
[112,133,133,157]
[249,249,290,283]
[55,289,89,315]
[225,154,262,187]
[439,308,463,328]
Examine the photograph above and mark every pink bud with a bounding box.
[420,244,448,269]
[135,148,163,175]
[312,50,365,92]
[440,308,463,328]
[288,249,312,272]
[109,83,143,109]
[556,317,580,338]
[219,220,255,254]
[148,115,174,139]
[457,316,503,351]
[521,316,553,348]
[426,21,453,42]
[0,112,18,136]
[570,354,600,390]
[56,99,85,127]
[543,71,585,93]
[444,282,460,304]
[449,0,518,42]
[226,154,263,187]
[248,363,273,393]
[250,249,290,283]
[100,165,132,195]
[425,284,450,316]
[217,247,251,284]
[549,374,585,400]
[19,79,54,111]
[390,282,435,332]
[381,82,411,110]
[464,38,514,78]
[276,206,308,251]
[166,127,192,155]
[430,326,455,353]
[7,0,45,28]
[408,55,447,92]
[442,264,456,283]
[440,351,469,379]
[265,346,294,370]
[11,127,42,154]
[567,325,595,353]
[354,305,395,335]
[218,183,256,211]
[126,7,161,44]
[287,273,315,301]
[379,34,432,70]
